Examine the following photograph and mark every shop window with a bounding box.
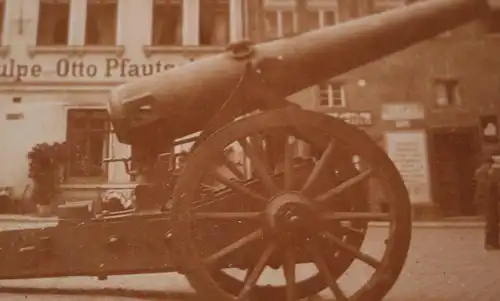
[66,109,110,181]
[36,0,70,45]
[318,82,346,107]
[488,8,500,34]
[434,79,460,106]
[200,0,229,46]
[152,0,182,46]
[85,0,117,45]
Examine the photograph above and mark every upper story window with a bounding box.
[200,0,229,46]
[0,0,4,45]
[152,0,182,46]
[36,0,70,45]
[317,10,337,27]
[264,10,297,38]
[318,82,346,107]
[85,0,117,46]
[66,109,110,182]
[264,1,339,39]
[373,0,405,13]
[434,79,460,106]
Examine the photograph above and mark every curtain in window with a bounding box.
[37,3,69,45]
[86,3,117,45]
[200,0,229,45]
[281,11,295,36]
[212,10,229,45]
[200,0,216,44]
[264,11,278,38]
[153,3,182,45]
[66,110,110,179]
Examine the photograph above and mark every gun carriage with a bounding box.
[0,0,490,300]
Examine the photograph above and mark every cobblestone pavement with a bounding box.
[0,224,499,301]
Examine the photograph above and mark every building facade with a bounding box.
[0,0,499,217]
[255,0,500,217]
[0,0,250,203]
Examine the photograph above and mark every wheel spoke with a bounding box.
[222,155,247,180]
[284,135,295,190]
[321,231,381,269]
[249,134,272,170]
[301,140,335,194]
[314,169,372,203]
[321,212,391,222]
[193,212,262,220]
[209,169,267,203]
[309,241,348,301]
[238,242,277,300]
[238,138,279,194]
[203,228,264,266]
[337,224,366,236]
[283,249,296,301]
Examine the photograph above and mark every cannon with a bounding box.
[0,0,490,300]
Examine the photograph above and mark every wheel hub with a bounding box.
[264,192,318,240]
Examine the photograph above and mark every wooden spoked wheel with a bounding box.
[170,108,412,301]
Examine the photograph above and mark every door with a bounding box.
[431,129,478,216]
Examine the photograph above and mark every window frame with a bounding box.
[433,78,460,107]
[151,0,183,46]
[199,0,230,46]
[317,9,338,28]
[36,0,71,46]
[318,82,346,108]
[264,9,298,38]
[65,108,111,183]
[84,0,118,46]
[263,2,339,38]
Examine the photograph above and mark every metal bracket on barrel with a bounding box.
[191,54,298,151]
[225,40,255,60]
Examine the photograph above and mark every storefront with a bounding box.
[380,102,482,217]
[0,52,208,205]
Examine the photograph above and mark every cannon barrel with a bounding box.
[108,0,490,146]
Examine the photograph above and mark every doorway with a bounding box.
[430,128,479,216]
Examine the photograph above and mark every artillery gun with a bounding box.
[0,0,490,300]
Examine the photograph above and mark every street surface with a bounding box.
[0,220,499,301]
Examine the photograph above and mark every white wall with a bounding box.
[0,0,248,200]
[0,95,67,199]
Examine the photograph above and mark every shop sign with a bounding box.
[385,130,432,204]
[381,103,425,121]
[0,58,190,80]
[5,113,24,120]
[327,111,372,126]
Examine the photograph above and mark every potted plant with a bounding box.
[27,142,68,216]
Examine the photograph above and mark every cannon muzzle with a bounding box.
[108,0,490,146]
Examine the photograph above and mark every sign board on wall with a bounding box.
[327,111,372,127]
[381,103,425,121]
[384,130,432,204]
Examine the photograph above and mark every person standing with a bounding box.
[485,156,500,250]
[475,155,500,250]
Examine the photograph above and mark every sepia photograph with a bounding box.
[0,0,499,300]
